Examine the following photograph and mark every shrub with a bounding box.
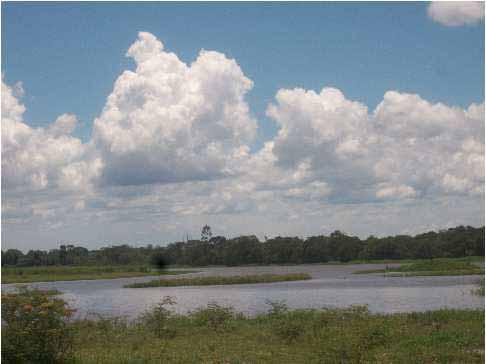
[190,302,240,332]
[1,287,74,363]
[264,301,309,343]
[272,319,305,343]
[138,296,177,338]
[265,299,288,317]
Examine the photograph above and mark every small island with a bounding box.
[124,273,312,288]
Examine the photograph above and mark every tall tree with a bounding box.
[201,225,212,242]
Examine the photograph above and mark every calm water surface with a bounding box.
[3,264,484,319]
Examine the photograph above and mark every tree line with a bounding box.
[2,225,484,267]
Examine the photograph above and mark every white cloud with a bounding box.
[1,79,101,192]
[48,113,78,137]
[92,31,257,186]
[266,86,484,201]
[376,184,417,200]
[2,32,484,250]
[428,1,484,26]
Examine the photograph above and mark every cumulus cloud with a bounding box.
[266,86,484,201]
[428,1,484,26]
[48,113,78,137]
[3,32,257,191]
[2,31,484,250]
[5,32,482,204]
[1,79,101,191]
[92,31,257,186]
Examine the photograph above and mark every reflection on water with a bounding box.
[2,264,484,319]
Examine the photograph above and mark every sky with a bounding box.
[1,2,485,251]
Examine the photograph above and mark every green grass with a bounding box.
[328,256,484,266]
[2,265,197,284]
[124,273,312,288]
[69,304,485,363]
[353,258,484,277]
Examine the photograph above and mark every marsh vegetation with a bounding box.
[354,258,484,276]
[2,265,195,284]
[124,273,312,288]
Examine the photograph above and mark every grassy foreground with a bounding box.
[2,288,485,363]
[71,307,485,364]
[2,265,195,284]
[124,273,311,288]
[354,258,484,276]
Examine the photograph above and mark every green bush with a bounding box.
[1,287,74,363]
[190,302,241,332]
[264,301,308,343]
[272,319,304,343]
[138,296,177,339]
[265,299,288,317]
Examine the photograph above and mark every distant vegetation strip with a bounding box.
[353,259,484,276]
[2,225,484,268]
[124,273,311,288]
[2,265,196,284]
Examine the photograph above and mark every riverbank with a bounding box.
[1,265,196,284]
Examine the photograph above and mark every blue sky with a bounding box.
[2,2,485,250]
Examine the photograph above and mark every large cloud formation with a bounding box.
[2,32,257,190]
[2,31,484,249]
[92,32,256,186]
[428,1,484,26]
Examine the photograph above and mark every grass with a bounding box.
[69,303,485,363]
[326,256,484,266]
[2,265,197,284]
[124,273,312,288]
[353,258,484,277]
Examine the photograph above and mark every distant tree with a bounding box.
[3,249,23,266]
[0,225,483,268]
[201,225,212,242]
[59,245,67,265]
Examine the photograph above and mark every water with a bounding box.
[2,264,483,319]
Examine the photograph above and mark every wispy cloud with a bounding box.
[428,2,484,27]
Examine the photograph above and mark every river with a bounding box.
[2,264,483,319]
